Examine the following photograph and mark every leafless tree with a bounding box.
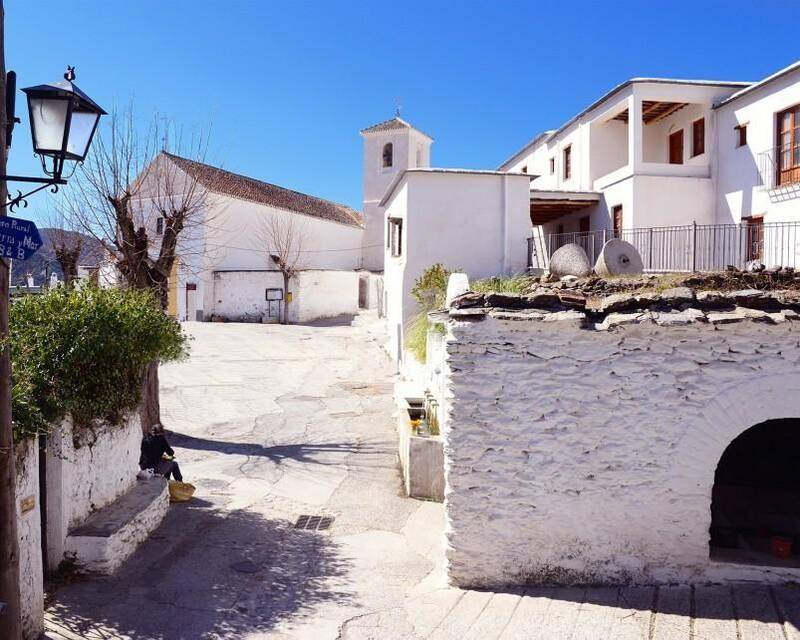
[46,210,83,287]
[62,107,217,433]
[260,212,307,324]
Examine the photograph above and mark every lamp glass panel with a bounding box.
[66,111,99,159]
[29,97,69,153]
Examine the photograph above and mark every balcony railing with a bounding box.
[758,144,800,191]
[528,221,800,273]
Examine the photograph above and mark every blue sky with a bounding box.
[5,0,800,224]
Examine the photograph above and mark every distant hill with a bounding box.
[11,228,105,286]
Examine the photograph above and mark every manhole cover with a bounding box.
[294,515,334,531]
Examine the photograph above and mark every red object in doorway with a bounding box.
[770,536,793,559]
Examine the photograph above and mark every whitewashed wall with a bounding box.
[715,66,800,224]
[292,270,359,322]
[15,439,44,640]
[383,171,532,364]
[210,269,359,323]
[44,414,142,570]
[441,314,800,587]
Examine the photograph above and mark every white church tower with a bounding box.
[360,115,433,271]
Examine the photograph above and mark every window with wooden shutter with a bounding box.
[692,118,705,157]
[777,104,800,186]
[735,124,747,148]
[563,146,572,180]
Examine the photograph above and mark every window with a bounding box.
[562,146,572,180]
[777,103,800,186]
[691,118,705,157]
[669,129,684,164]
[382,142,393,168]
[549,157,555,175]
[735,124,748,148]
[579,216,590,235]
[156,217,164,235]
[612,205,623,237]
[521,165,528,174]
[388,217,403,257]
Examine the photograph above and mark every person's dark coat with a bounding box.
[139,433,175,470]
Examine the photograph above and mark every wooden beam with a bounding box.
[651,102,688,123]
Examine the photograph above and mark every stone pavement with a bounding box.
[44,312,800,639]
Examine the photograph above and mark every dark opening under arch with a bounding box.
[382,142,393,168]
[710,418,800,567]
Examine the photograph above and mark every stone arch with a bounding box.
[675,372,800,565]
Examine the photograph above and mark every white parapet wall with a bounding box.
[15,438,44,640]
[440,300,800,588]
[292,270,359,323]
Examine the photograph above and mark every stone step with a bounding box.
[65,477,169,574]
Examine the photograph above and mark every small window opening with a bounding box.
[563,146,572,180]
[382,142,393,168]
[735,124,748,148]
[692,118,705,157]
[156,217,164,235]
[549,158,555,175]
[388,217,403,257]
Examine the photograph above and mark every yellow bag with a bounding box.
[168,480,196,503]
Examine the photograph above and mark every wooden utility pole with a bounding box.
[0,1,23,637]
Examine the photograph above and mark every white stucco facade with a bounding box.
[498,61,800,245]
[438,311,800,588]
[15,439,44,640]
[361,117,433,272]
[382,169,533,363]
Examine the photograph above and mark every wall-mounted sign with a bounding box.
[0,216,42,261]
[266,288,283,301]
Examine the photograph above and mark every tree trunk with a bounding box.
[282,272,290,324]
[0,2,24,635]
[138,360,160,436]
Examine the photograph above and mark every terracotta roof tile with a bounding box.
[360,116,433,140]
[164,153,363,228]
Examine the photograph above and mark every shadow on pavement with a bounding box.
[299,314,357,327]
[46,498,353,640]
[170,432,392,467]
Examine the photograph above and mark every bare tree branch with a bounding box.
[259,212,308,324]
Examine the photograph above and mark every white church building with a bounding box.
[379,59,800,365]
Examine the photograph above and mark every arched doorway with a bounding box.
[710,418,800,567]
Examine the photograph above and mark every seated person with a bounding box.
[139,424,183,481]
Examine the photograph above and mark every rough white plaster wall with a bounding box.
[441,315,800,587]
[211,270,285,321]
[61,414,142,529]
[15,439,44,640]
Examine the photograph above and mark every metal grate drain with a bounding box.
[294,515,334,531]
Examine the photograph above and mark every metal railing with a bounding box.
[528,221,800,273]
[758,144,800,191]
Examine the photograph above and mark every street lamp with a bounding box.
[2,67,106,209]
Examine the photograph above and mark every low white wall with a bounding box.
[441,313,800,587]
[210,269,359,323]
[45,414,142,570]
[15,439,44,640]
[292,270,359,322]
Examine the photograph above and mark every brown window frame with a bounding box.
[691,118,705,157]
[521,165,528,174]
[549,157,555,175]
[563,145,572,180]
[388,217,403,257]
[777,103,800,186]
[669,129,684,165]
[735,124,747,148]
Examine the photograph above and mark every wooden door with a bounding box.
[579,216,590,234]
[669,130,684,164]
[612,205,623,238]
[745,217,764,263]
[777,104,800,186]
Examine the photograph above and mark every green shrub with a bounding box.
[9,286,189,441]
[406,264,456,363]
[411,263,453,311]
[471,274,531,294]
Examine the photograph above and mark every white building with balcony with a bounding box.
[379,59,800,365]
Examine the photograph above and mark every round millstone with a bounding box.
[594,239,644,277]
[549,243,592,278]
